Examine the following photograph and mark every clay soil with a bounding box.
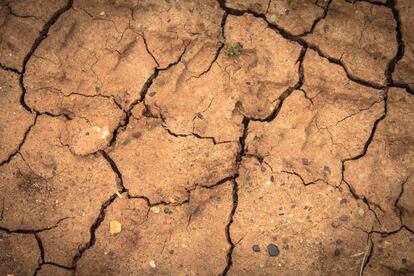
[1,0,414,275]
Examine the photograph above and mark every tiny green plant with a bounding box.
[225,43,242,57]
[218,35,225,44]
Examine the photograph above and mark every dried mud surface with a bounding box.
[0,0,413,275]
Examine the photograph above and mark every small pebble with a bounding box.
[402,258,407,264]
[323,165,331,174]
[150,206,160,214]
[149,92,156,97]
[267,244,280,257]
[336,239,343,245]
[323,24,330,33]
[302,158,309,165]
[196,113,204,119]
[340,198,348,205]
[149,260,156,268]
[339,214,349,221]
[132,132,141,139]
[252,244,260,252]
[100,126,110,139]
[334,248,341,256]
[358,208,365,217]
[109,220,122,235]
[169,249,175,255]
[331,221,341,228]
[164,207,173,215]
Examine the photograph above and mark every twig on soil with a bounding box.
[359,237,373,276]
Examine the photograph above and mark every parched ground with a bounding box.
[0,0,413,275]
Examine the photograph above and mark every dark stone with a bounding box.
[402,258,407,264]
[302,158,309,165]
[196,113,204,119]
[334,248,341,256]
[164,207,173,215]
[132,132,141,139]
[252,244,260,252]
[323,165,331,174]
[323,24,329,33]
[331,221,341,228]
[339,215,350,221]
[336,239,343,245]
[149,91,156,97]
[340,198,348,205]
[267,244,280,257]
[169,249,175,255]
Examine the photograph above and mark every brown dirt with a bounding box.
[0,0,413,275]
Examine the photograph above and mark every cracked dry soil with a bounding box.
[0,0,413,275]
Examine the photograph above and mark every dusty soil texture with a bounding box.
[0,0,413,275]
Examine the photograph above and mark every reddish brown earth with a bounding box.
[0,0,413,275]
